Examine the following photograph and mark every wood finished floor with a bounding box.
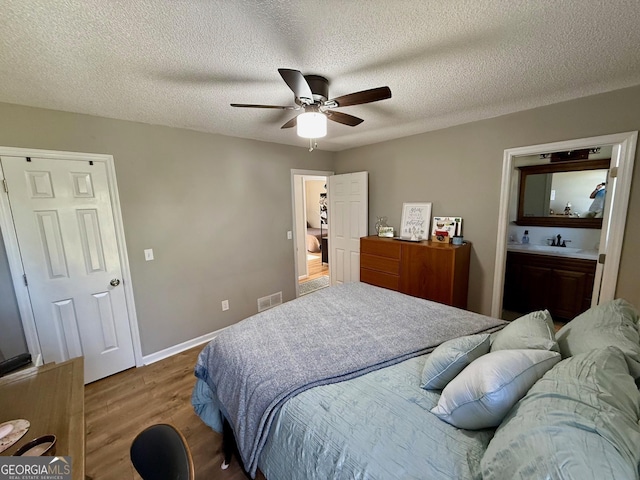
[86,258,326,480]
[300,255,328,283]
[85,346,258,480]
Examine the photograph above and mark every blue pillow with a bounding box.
[420,334,491,390]
[491,310,558,352]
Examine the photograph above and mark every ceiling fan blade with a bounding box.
[326,111,364,127]
[278,69,314,103]
[330,86,391,108]
[281,116,298,129]
[231,103,297,110]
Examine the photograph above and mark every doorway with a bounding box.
[491,132,637,319]
[292,171,331,296]
[0,147,142,383]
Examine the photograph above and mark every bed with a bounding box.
[192,283,505,477]
[192,283,640,479]
[306,225,325,253]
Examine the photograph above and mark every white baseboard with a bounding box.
[142,326,230,366]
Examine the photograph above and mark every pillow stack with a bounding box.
[423,310,561,430]
[421,298,640,476]
[481,346,640,479]
[478,299,640,478]
[556,298,640,377]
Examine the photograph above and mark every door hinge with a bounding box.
[610,167,618,178]
[598,253,606,264]
[2,179,7,193]
[23,274,28,286]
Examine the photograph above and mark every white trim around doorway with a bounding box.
[0,146,144,368]
[491,131,637,318]
[291,169,333,298]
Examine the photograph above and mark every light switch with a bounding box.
[144,249,154,261]
[287,231,292,240]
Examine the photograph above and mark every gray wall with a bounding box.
[0,227,27,359]
[0,103,333,355]
[2,84,639,358]
[335,85,640,314]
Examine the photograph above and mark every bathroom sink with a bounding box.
[507,243,598,260]
[523,245,582,254]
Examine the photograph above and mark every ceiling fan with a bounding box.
[230,69,392,139]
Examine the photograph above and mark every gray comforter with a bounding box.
[194,282,505,477]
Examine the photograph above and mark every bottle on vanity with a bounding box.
[522,230,529,244]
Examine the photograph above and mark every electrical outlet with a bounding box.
[144,249,154,261]
[287,230,292,240]
[221,300,229,311]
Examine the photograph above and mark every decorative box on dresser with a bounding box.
[360,235,471,309]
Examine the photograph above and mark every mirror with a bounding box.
[516,158,610,228]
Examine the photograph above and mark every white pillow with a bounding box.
[431,349,561,430]
[420,334,491,390]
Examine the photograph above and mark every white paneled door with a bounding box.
[328,172,368,285]
[0,155,135,383]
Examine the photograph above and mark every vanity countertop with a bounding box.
[507,243,598,261]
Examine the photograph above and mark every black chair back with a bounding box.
[130,424,194,480]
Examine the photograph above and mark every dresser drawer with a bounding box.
[360,238,401,259]
[361,268,400,291]
[361,253,401,275]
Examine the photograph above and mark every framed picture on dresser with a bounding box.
[399,202,432,240]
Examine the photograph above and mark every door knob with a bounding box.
[110,278,120,287]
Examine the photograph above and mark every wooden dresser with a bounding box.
[360,236,471,308]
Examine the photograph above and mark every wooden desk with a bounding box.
[0,357,84,480]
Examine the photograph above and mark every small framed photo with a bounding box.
[432,216,463,243]
[378,226,394,237]
[399,202,432,240]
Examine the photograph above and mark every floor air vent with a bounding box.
[258,291,282,312]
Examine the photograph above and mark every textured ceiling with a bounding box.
[2,1,640,152]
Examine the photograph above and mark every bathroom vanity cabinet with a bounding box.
[503,251,596,321]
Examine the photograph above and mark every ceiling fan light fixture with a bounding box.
[297,112,327,138]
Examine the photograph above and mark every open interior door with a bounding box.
[328,172,368,285]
